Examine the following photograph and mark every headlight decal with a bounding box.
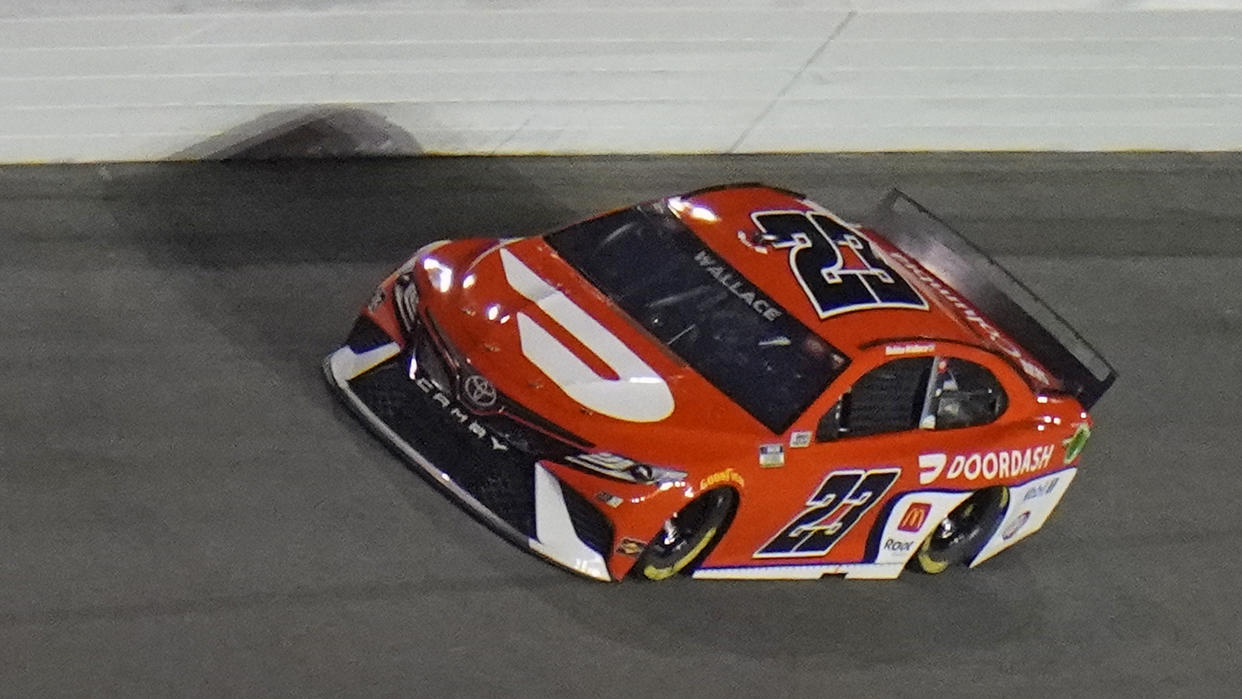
[563,452,686,485]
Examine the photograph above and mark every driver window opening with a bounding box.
[919,357,1008,430]
[817,357,933,441]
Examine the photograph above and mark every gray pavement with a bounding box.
[2,153,1240,696]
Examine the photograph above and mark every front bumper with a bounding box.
[324,342,615,581]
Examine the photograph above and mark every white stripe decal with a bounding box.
[692,563,906,581]
[531,464,610,581]
[871,491,974,568]
[327,343,401,382]
[971,468,1077,567]
[499,247,674,422]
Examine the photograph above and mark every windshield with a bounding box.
[545,202,849,434]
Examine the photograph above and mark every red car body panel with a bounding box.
[326,184,1109,581]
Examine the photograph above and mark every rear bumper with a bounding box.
[323,343,613,581]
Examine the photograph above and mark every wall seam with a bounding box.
[727,9,855,153]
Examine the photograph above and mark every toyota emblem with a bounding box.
[462,373,498,409]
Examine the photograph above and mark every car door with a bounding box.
[710,355,937,567]
[701,347,1034,570]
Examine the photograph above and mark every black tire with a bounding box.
[909,487,1009,574]
[635,489,737,581]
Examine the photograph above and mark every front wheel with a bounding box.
[635,489,737,581]
[909,486,1009,574]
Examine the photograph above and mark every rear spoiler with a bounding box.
[862,190,1117,409]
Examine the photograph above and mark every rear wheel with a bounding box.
[635,489,737,581]
[910,487,1009,574]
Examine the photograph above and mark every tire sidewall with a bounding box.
[636,488,737,580]
[912,486,1009,574]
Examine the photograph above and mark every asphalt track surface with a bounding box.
[3,153,1240,696]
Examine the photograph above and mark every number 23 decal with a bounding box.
[756,468,900,558]
[752,210,927,319]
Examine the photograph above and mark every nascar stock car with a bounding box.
[324,184,1115,582]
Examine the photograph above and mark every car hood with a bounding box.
[415,236,766,468]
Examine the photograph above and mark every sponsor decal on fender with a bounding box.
[595,491,623,508]
[920,444,1055,483]
[616,538,646,556]
[1022,477,1060,502]
[1063,422,1091,464]
[897,502,932,533]
[918,454,948,485]
[700,468,745,491]
[883,538,915,553]
[1002,511,1031,540]
[759,443,785,468]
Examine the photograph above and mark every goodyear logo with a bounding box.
[700,468,745,491]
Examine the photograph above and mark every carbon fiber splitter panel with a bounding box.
[348,353,539,540]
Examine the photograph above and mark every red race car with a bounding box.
[324,185,1115,581]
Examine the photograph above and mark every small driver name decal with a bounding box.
[693,249,782,321]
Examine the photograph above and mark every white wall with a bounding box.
[0,1,1239,161]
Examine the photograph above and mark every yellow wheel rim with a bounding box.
[642,527,718,581]
[915,538,951,574]
[915,488,1008,574]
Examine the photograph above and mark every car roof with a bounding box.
[670,183,1003,358]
